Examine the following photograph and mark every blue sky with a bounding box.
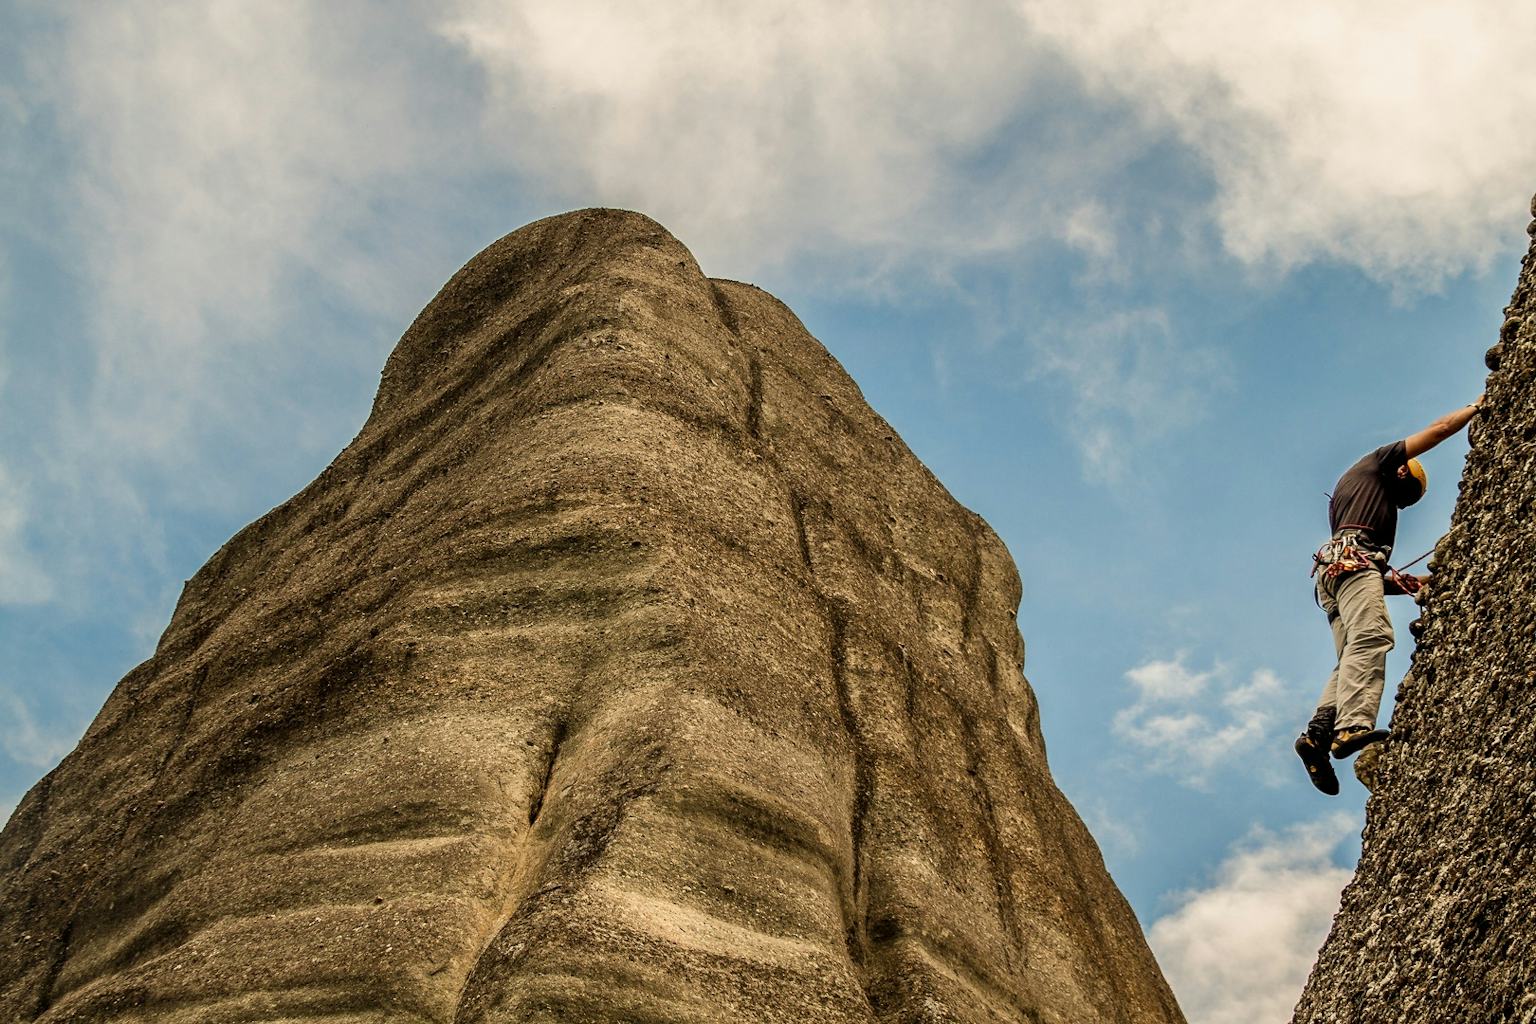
[2,3,1533,1021]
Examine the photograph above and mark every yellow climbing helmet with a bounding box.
[1407,458,1427,496]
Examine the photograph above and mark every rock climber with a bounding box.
[1295,395,1483,795]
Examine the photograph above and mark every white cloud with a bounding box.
[1114,655,1288,787]
[1150,814,1356,1024]
[1127,656,1216,702]
[0,685,77,769]
[439,0,1533,285]
[436,0,1067,274]
[1224,668,1287,719]
[0,253,52,607]
[1018,0,1536,286]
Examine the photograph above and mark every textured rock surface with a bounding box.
[1294,202,1536,1023]
[0,209,1184,1024]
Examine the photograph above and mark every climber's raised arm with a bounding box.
[1404,395,1483,457]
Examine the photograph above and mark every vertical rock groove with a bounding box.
[33,920,71,1019]
[746,351,765,441]
[158,664,208,774]
[824,597,874,970]
[950,696,1025,954]
[526,720,567,828]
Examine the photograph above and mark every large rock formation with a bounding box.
[1293,202,1536,1022]
[0,210,1183,1024]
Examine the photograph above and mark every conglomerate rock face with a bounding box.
[0,209,1184,1024]
[1293,201,1536,1023]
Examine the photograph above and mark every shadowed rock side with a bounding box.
[1293,201,1536,1024]
[0,209,1184,1024]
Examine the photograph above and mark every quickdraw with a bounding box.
[1385,567,1424,596]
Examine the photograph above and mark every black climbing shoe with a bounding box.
[1331,727,1390,759]
[1305,705,1337,744]
[1294,733,1340,796]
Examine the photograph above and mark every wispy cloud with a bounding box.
[50,1,472,461]
[2,3,498,616]
[1028,309,1228,481]
[1114,654,1289,787]
[0,463,54,606]
[1055,201,1123,283]
[1149,813,1356,1024]
[0,684,78,769]
[1083,800,1143,859]
[0,251,46,606]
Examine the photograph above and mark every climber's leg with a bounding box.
[1296,580,1344,795]
[1329,569,1393,758]
[1332,569,1393,730]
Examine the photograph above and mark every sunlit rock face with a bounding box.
[1294,201,1536,1023]
[0,209,1184,1024]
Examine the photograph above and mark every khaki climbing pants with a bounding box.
[1315,568,1394,731]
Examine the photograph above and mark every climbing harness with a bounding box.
[1311,525,1384,582]
[1311,526,1431,602]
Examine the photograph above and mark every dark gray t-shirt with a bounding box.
[1329,441,1408,552]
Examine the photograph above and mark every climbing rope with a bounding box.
[1384,545,1433,597]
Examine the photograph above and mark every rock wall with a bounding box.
[0,210,1184,1024]
[1294,199,1536,1023]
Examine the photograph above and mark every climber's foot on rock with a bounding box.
[1331,727,1390,759]
[1295,733,1340,795]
